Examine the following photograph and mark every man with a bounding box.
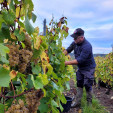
[64,28,96,109]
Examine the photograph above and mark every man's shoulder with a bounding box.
[81,40,92,51]
[83,39,92,47]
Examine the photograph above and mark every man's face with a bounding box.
[74,36,83,44]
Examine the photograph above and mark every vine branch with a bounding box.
[0,88,34,99]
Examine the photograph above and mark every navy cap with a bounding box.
[70,28,84,39]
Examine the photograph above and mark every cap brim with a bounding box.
[70,33,78,39]
[70,33,75,38]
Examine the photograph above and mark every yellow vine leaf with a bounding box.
[20,7,25,17]
[7,0,11,5]
[34,27,39,34]
[34,36,42,50]
[42,88,46,97]
[16,6,20,18]
[4,39,8,43]
[39,73,49,85]
[3,64,10,70]
[40,51,50,74]
[42,64,46,74]
[0,0,3,3]
[40,51,49,63]
[11,33,16,40]
[10,70,18,80]
[19,27,24,34]
[78,109,82,113]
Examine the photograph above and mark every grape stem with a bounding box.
[11,80,16,99]
[0,88,34,99]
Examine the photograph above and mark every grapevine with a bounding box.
[95,52,113,86]
[0,0,75,113]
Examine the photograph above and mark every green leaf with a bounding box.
[59,95,67,104]
[14,0,20,4]
[32,12,37,23]
[0,30,5,43]
[0,56,9,64]
[31,75,43,89]
[51,81,59,90]
[9,0,15,11]
[17,21,25,28]
[0,15,5,29]
[59,102,63,112]
[33,48,42,59]
[0,43,9,57]
[14,29,25,41]
[0,67,10,87]
[52,106,59,113]
[0,103,5,113]
[38,97,49,113]
[17,72,26,84]
[23,0,34,19]
[1,23,10,39]
[38,103,49,113]
[26,75,33,89]
[51,100,58,107]
[21,42,25,48]
[2,9,16,25]
[31,63,41,75]
[65,81,70,90]
[25,16,34,35]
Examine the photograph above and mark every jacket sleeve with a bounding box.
[66,42,75,53]
[76,45,92,64]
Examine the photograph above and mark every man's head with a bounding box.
[70,28,84,44]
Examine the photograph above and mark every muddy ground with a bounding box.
[63,79,113,113]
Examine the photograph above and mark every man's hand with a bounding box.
[63,49,68,55]
[65,59,78,65]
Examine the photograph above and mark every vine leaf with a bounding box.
[2,9,16,25]
[34,36,42,50]
[31,63,41,75]
[0,44,9,64]
[0,15,5,29]
[10,70,18,80]
[0,0,3,3]
[1,23,10,39]
[0,67,10,87]
[14,29,25,41]
[38,98,49,113]
[0,103,4,113]
[31,75,43,89]
[25,16,34,35]
[32,12,37,23]
[38,73,49,85]
[16,6,20,18]
[0,43,9,57]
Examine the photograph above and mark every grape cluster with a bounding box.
[7,41,33,73]
[6,42,20,67]
[18,49,33,73]
[24,34,32,51]
[25,89,44,113]
[6,99,29,113]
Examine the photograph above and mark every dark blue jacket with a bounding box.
[66,38,96,70]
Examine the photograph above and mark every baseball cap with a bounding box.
[70,28,84,39]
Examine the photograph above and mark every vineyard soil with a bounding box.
[63,79,113,113]
[93,86,113,113]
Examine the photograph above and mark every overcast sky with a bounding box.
[32,0,113,54]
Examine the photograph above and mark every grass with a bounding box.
[81,88,109,113]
